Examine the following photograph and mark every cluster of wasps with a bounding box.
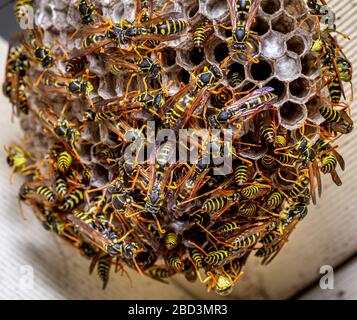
[2,0,353,295]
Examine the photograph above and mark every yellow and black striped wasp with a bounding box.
[146,265,175,283]
[192,20,214,50]
[34,106,81,159]
[70,17,130,55]
[172,158,210,214]
[307,0,336,29]
[41,70,95,110]
[314,138,345,186]
[162,64,223,130]
[76,0,99,25]
[199,189,241,222]
[124,12,188,44]
[3,43,31,115]
[134,0,153,23]
[255,217,298,265]
[208,86,277,129]
[94,254,112,289]
[83,89,166,122]
[145,140,176,215]
[311,32,351,104]
[4,144,38,182]
[13,0,33,25]
[226,0,262,62]
[65,56,88,76]
[319,105,353,134]
[67,213,142,259]
[103,47,162,94]
[21,27,67,85]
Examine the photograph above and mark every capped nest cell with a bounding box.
[3,0,354,295]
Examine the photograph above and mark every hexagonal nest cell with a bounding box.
[3,0,353,296]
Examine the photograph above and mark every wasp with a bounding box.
[23,28,66,86]
[85,90,165,122]
[319,106,353,134]
[289,173,310,201]
[201,192,240,216]
[57,150,73,173]
[65,56,87,75]
[76,0,98,25]
[189,248,204,269]
[217,221,243,237]
[43,214,68,236]
[27,29,55,69]
[192,20,213,50]
[208,87,277,129]
[287,198,309,222]
[237,201,256,217]
[3,44,30,114]
[202,270,243,296]
[226,0,262,61]
[240,177,270,200]
[135,0,153,23]
[266,190,284,209]
[145,141,175,214]
[166,251,184,272]
[274,127,288,148]
[164,232,180,250]
[55,175,68,198]
[163,64,223,130]
[16,79,30,114]
[189,211,211,229]
[95,254,112,289]
[19,182,55,203]
[312,34,350,104]
[259,154,276,170]
[128,12,188,43]
[68,213,142,258]
[173,159,210,212]
[35,108,81,158]
[205,247,245,267]
[4,144,37,181]
[104,48,161,93]
[307,0,335,29]
[337,56,352,83]
[229,71,243,87]
[315,138,345,186]
[14,0,33,25]
[35,185,56,203]
[42,71,95,109]
[147,266,175,283]
[256,219,298,265]
[230,230,260,250]
[259,112,276,144]
[211,85,233,109]
[110,190,135,213]
[234,159,251,185]
[59,189,84,211]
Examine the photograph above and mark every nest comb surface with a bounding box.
[3,0,353,295]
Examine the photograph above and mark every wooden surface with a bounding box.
[1,0,357,299]
[299,256,357,300]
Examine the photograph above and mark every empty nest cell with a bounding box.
[272,13,296,34]
[261,0,281,15]
[279,101,306,128]
[250,59,273,81]
[289,77,310,99]
[287,35,306,55]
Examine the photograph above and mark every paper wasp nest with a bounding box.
[3,0,353,295]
